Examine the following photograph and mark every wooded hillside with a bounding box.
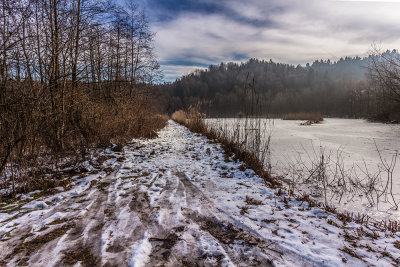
[162,52,400,120]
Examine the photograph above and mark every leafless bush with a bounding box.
[283,143,399,210]
[0,0,166,196]
[375,142,399,209]
[0,86,167,196]
[368,47,400,121]
[284,146,337,207]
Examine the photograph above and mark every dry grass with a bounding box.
[0,84,168,196]
[245,196,263,205]
[171,110,187,124]
[186,104,207,133]
[282,112,323,122]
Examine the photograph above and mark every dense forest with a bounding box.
[161,51,400,120]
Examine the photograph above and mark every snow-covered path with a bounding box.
[1,121,399,266]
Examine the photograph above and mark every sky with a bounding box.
[134,0,400,82]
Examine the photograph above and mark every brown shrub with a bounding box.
[171,110,187,124]
[186,104,207,133]
[78,95,167,145]
[282,112,323,122]
[0,82,167,195]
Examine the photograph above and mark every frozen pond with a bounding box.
[207,118,400,220]
[268,118,399,176]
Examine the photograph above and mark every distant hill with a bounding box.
[160,51,399,118]
[309,56,368,81]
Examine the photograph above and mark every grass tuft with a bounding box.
[340,246,361,260]
[245,196,263,205]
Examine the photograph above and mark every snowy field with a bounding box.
[207,118,400,220]
[0,121,399,266]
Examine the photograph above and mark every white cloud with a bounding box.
[151,0,400,81]
[160,64,207,82]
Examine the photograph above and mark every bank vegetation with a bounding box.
[0,0,166,196]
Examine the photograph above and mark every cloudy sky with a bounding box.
[135,0,400,81]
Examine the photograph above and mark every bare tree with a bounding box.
[368,47,400,121]
[0,0,163,195]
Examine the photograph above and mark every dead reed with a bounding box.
[282,112,323,122]
[171,110,187,125]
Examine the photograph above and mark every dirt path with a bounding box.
[1,121,399,267]
[0,122,278,267]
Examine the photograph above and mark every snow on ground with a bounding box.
[207,118,400,221]
[0,120,399,266]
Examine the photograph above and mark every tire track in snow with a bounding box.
[29,169,121,266]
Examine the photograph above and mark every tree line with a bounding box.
[0,0,165,194]
[161,51,400,121]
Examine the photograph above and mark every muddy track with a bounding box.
[1,170,116,266]
[130,169,274,267]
